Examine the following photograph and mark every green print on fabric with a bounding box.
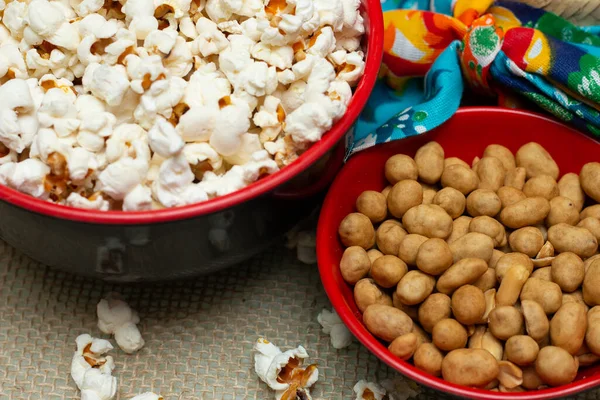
[469,26,500,59]
[524,92,574,122]
[568,54,600,103]
[535,14,600,46]
[587,124,600,136]
[413,110,427,122]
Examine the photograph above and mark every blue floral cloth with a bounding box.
[350,0,600,158]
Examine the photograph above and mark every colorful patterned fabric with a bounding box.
[351,0,600,156]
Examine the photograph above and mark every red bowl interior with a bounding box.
[0,1,384,225]
[317,107,600,400]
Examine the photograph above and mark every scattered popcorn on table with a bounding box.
[0,0,366,210]
[285,228,317,264]
[70,334,118,400]
[254,338,319,400]
[379,377,421,400]
[295,230,317,264]
[97,293,145,354]
[317,308,353,349]
[353,380,386,400]
[128,393,163,400]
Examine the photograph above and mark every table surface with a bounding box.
[2,238,600,400]
[0,239,405,400]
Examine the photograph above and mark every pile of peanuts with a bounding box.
[337,141,600,391]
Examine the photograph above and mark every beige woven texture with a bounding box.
[2,238,600,400]
[0,239,405,400]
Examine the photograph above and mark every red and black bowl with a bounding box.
[0,1,383,281]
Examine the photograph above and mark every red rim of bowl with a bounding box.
[0,2,384,225]
[317,107,600,400]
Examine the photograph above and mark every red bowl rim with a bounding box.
[0,2,384,225]
[317,107,600,400]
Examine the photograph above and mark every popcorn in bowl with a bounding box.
[0,0,366,210]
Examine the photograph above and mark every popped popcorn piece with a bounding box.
[223,132,262,165]
[163,37,193,77]
[82,63,130,107]
[96,155,149,200]
[105,123,148,162]
[239,61,278,97]
[200,150,278,196]
[217,20,242,34]
[317,308,352,349]
[284,102,333,145]
[253,338,319,400]
[379,377,421,400]
[126,52,166,94]
[0,44,28,79]
[3,2,27,39]
[27,0,81,51]
[80,370,118,400]
[353,380,386,400]
[205,0,262,22]
[296,230,317,264]
[69,147,99,183]
[97,293,145,354]
[66,192,111,210]
[37,88,81,137]
[287,0,320,35]
[122,0,154,20]
[253,95,285,143]
[128,394,163,400]
[218,34,255,86]
[148,117,184,158]
[70,334,117,396]
[71,0,105,17]
[123,183,153,211]
[183,142,223,178]
[277,69,296,85]
[193,17,229,57]
[307,27,336,58]
[276,80,307,113]
[209,102,250,156]
[0,78,39,152]
[144,28,178,55]
[107,85,140,124]
[0,159,50,198]
[152,152,208,207]
[340,0,361,29]
[314,0,344,32]
[251,42,293,70]
[153,0,192,19]
[176,106,218,142]
[336,51,365,85]
[184,62,231,109]
[76,95,117,152]
[129,16,159,40]
[133,77,186,129]
[305,56,336,98]
[179,16,197,38]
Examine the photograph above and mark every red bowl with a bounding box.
[317,107,600,399]
[0,1,383,281]
[0,2,384,225]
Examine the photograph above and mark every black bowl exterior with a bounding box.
[0,143,343,281]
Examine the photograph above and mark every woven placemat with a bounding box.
[0,239,400,400]
[1,238,599,400]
